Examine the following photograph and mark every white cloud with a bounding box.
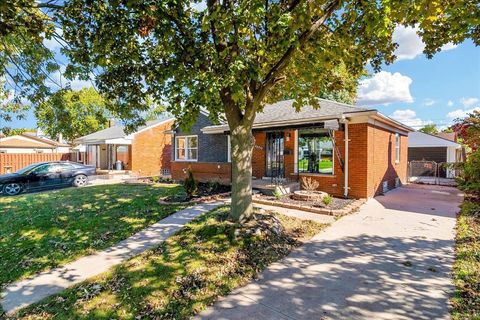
[393,26,457,61]
[390,109,432,128]
[357,71,413,106]
[423,98,435,106]
[461,97,479,108]
[42,28,66,51]
[447,100,454,107]
[440,43,458,51]
[191,1,207,11]
[447,107,480,119]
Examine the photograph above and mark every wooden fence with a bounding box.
[0,153,71,174]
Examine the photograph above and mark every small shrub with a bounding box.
[272,189,282,200]
[456,150,480,194]
[322,194,333,206]
[206,180,221,193]
[301,177,319,191]
[152,176,160,183]
[183,168,198,198]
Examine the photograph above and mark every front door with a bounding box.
[265,131,285,178]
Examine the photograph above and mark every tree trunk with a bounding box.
[229,123,255,222]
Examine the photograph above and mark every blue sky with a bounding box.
[357,26,480,129]
[5,26,480,130]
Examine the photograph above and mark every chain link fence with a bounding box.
[408,161,461,186]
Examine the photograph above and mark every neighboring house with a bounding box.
[171,99,413,199]
[75,116,175,176]
[0,133,71,154]
[408,131,462,178]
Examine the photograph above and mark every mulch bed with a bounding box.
[158,183,231,205]
[255,193,355,210]
[253,193,366,216]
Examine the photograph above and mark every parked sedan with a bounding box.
[0,162,96,196]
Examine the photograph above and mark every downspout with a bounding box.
[343,118,349,198]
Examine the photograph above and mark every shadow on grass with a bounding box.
[0,183,185,287]
[13,207,325,319]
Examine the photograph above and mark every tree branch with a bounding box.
[255,0,340,106]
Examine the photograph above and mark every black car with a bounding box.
[0,161,96,196]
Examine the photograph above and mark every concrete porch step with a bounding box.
[252,179,300,196]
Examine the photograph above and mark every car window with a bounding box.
[31,164,51,174]
[56,164,74,172]
[16,163,43,174]
[47,163,73,173]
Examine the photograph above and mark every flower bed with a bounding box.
[253,193,366,216]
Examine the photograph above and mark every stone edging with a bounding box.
[252,197,366,217]
[158,192,231,205]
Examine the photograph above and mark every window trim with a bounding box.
[395,133,400,163]
[175,135,198,162]
[297,129,334,176]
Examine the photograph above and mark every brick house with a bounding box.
[171,99,412,199]
[76,117,175,176]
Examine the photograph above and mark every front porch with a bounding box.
[86,143,132,171]
[250,120,345,197]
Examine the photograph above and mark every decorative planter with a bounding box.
[292,190,328,201]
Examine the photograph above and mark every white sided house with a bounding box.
[408,131,462,178]
[0,133,71,154]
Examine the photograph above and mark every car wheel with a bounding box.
[3,183,22,196]
[72,175,88,187]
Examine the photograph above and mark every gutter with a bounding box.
[341,117,349,198]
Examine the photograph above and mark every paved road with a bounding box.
[198,184,463,320]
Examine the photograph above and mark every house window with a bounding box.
[298,129,333,174]
[395,133,400,163]
[175,135,198,161]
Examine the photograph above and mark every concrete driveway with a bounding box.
[198,184,463,320]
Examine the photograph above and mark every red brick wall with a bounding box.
[292,123,408,199]
[131,119,174,176]
[347,123,369,198]
[367,124,408,196]
[171,162,231,184]
[252,131,266,178]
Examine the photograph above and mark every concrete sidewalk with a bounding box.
[1,201,224,314]
[198,184,463,320]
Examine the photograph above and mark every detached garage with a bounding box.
[408,131,462,178]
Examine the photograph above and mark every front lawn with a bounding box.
[0,183,186,288]
[13,206,327,319]
[451,197,480,319]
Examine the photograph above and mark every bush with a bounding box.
[457,150,480,194]
[183,168,198,198]
[152,176,160,183]
[206,180,221,193]
[322,194,333,206]
[272,189,282,200]
[301,177,319,191]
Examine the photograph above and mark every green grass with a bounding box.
[451,198,480,319]
[0,183,186,288]
[298,159,333,172]
[12,207,327,320]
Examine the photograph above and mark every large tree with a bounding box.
[4,0,479,221]
[35,87,110,141]
[451,110,480,152]
[419,124,439,134]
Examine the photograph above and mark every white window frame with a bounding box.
[395,133,400,163]
[227,135,231,163]
[175,135,198,162]
[297,129,334,176]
